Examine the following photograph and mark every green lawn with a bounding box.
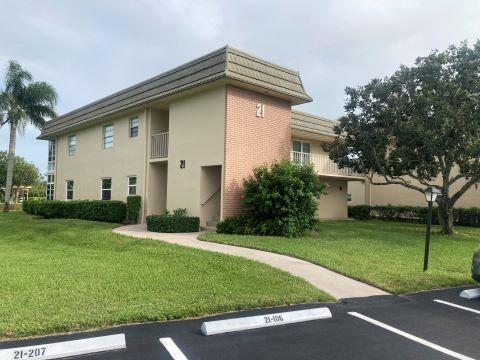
[200,220,480,294]
[0,212,330,339]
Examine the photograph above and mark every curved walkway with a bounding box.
[113,224,389,300]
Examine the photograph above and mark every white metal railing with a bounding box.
[151,132,169,159]
[291,151,363,177]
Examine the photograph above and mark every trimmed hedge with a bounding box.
[146,208,199,233]
[127,195,142,224]
[23,200,126,223]
[348,205,480,227]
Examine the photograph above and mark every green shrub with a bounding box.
[347,205,371,220]
[146,208,200,233]
[23,200,126,223]
[217,160,326,237]
[215,215,257,235]
[126,196,142,224]
[348,205,480,227]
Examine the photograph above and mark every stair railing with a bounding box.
[201,187,221,206]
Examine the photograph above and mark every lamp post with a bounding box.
[423,186,442,271]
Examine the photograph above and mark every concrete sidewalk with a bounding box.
[113,224,389,299]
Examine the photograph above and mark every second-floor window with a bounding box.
[101,178,112,200]
[103,124,114,149]
[68,135,76,156]
[292,140,311,164]
[47,139,56,172]
[66,180,74,200]
[129,117,139,138]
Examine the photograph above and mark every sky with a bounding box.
[0,0,479,174]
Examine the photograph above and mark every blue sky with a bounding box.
[1,0,479,174]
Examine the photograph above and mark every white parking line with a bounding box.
[159,338,189,360]
[348,312,474,360]
[434,299,480,315]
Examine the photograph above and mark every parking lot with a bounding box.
[2,286,480,360]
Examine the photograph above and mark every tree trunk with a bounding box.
[3,122,17,212]
[437,200,454,235]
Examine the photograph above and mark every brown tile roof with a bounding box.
[39,46,312,139]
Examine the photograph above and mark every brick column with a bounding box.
[223,85,291,218]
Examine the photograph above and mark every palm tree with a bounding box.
[0,60,57,212]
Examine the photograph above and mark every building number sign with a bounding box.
[256,103,265,118]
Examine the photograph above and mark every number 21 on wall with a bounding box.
[256,103,265,118]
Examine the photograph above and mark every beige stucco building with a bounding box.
[349,173,480,208]
[39,46,364,226]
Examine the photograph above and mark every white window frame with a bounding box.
[127,176,137,195]
[66,180,74,201]
[103,124,114,149]
[47,139,56,172]
[292,140,311,164]
[129,117,139,138]
[101,177,112,200]
[46,174,55,200]
[68,135,76,156]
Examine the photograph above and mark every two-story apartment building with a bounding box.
[39,46,364,226]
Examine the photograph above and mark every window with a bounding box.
[101,178,112,200]
[68,135,76,156]
[129,117,139,137]
[128,176,137,195]
[103,124,114,149]
[46,174,55,200]
[292,140,311,164]
[66,180,74,200]
[47,139,56,172]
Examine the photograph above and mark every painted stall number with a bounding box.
[264,314,284,324]
[256,103,265,118]
[13,347,47,359]
[180,160,186,169]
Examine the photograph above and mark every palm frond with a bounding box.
[1,60,57,131]
[23,81,57,108]
[4,60,32,95]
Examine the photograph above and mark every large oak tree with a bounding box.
[325,41,480,235]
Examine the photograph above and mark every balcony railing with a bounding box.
[291,151,363,178]
[151,132,169,159]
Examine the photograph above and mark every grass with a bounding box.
[0,212,330,339]
[200,220,480,294]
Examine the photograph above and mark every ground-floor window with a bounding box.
[66,180,74,200]
[46,174,55,200]
[101,178,112,200]
[128,176,137,195]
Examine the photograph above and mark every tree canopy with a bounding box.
[325,40,480,234]
[0,150,43,201]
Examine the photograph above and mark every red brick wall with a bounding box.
[222,86,292,218]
